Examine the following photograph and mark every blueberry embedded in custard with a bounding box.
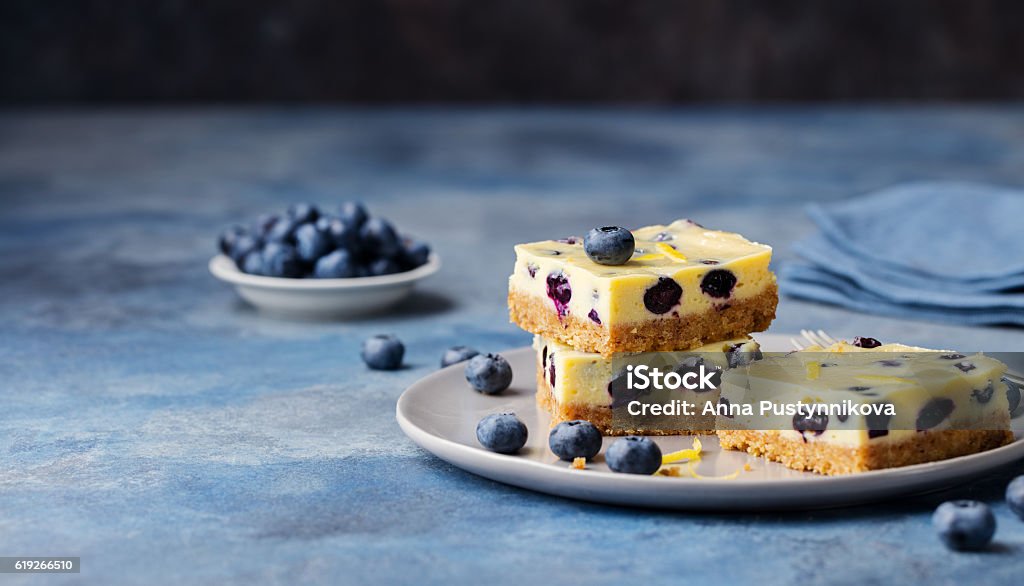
[954,361,976,373]
[700,269,737,299]
[545,272,572,317]
[971,381,995,404]
[643,277,682,314]
[792,412,828,441]
[916,398,956,431]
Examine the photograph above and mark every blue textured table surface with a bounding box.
[2,107,1024,585]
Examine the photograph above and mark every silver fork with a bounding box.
[790,329,840,351]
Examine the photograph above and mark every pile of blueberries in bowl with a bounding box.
[218,202,431,279]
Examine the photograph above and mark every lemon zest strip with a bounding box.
[661,437,703,465]
[632,253,662,262]
[656,242,688,262]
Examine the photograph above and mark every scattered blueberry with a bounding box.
[339,201,369,229]
[465,353,513,395]
[700,269,737,299]
[793,412,829,440]
[852,336,882,348]
[587,309,602,324]
[583,226,635,265]
[287,203,319,225]
[548,358,556,387]
[369,257,401,276]
[916,398,955,431]
[1004,376,1021,414]
[526,263,538,278]
[219,225,248,256]
[700,259,720,265]
[605,436,662,475]
[932,501,996,551]
[940,353,966,360]
[361,334,404,370]
[261,242,305,278]
[548,420,603,461]
[556,236,580,244]
[314,249,357,278]
[1006,476,1024,520]
[643,277,682,314]
[441,346,479,368]
[295,222,334,263]
[651,231,673,242]
[476,413,528,454]
[360,217,402,259]
[546,273,572,317]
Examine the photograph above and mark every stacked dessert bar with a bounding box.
[508,219,779,435]
[717,340,1015,474]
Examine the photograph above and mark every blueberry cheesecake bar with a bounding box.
[716,340,1015,475]
[509,220,777,356]
[535,334,761,435]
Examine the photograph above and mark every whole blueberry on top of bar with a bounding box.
[852,336,882,348]
[583,226,635,265]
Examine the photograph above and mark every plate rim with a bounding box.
[396,338,1024,508]
[208,252,441,290]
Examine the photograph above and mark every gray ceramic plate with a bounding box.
[396,333,1024,510]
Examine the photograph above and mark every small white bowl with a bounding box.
[209,253,441,318]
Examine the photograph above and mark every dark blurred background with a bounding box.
[2,0,1024,104]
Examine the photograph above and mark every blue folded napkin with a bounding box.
[779,182,1024,326]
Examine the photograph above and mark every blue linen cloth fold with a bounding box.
[779,181,1024,326]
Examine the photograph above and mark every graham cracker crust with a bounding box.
[717,427,1014,476]
[534,353,705,436]
[510,283,777,356]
